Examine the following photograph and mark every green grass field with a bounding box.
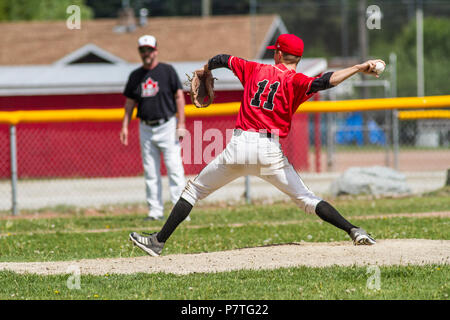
[0,187,449,300]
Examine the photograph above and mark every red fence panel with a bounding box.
[0,114,310,179]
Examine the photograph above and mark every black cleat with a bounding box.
[129,232,165,256]
[349,228,376,245]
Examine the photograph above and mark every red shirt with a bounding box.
[228,56,318,138]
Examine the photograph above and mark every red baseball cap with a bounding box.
[266,34,304,57]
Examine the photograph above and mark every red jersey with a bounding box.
[228,56,318,138]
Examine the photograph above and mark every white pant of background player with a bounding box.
[182,129,322,214]
[139,116,186,219]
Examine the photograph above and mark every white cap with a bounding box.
[138,35,157,48]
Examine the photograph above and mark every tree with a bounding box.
[394,17,450,97]
[0,0,93,22]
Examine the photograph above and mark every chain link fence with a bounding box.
[311,111,450,173]
[0,113,309,213]
[1,108,448,215]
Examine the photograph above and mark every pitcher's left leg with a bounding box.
[259,160,375,245]
[264,169,321,212]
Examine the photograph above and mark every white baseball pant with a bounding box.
[181,129,322,214]
[139,116,186,218]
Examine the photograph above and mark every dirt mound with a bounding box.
[1,239,448,276]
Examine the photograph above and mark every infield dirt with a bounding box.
[1,239,448,275]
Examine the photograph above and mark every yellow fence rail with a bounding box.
[185,95,450,116]
[1,95,449,125]
[397,109,450,120]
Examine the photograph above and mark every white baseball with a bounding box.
[375,62,385,74]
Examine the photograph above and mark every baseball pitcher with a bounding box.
[130,34,384,256]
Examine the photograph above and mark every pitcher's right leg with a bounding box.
[258,158,375,245]
[156,147,245,244]
[181,151,244,207]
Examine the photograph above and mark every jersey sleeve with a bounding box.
[292,73,320,105]
[208,54,231,70]
[228,56,258,86]
[308,72,334,94]
[168,65,183,93]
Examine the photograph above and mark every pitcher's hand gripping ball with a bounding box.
[374,61,385,75]
[187,67,215,108]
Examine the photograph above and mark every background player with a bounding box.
[120,35,190,222]
[129,33,384,255]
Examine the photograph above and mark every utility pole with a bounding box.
[341,0,349,59]
[416,0,425,97]
[202,0,211,17]
[358,0,369,83]
[358,0,370,144]
[250,0,257,59]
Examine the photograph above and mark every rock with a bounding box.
[329,166,412,196]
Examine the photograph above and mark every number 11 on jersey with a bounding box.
[250,80,280,111]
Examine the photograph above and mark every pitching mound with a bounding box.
[1,239,449,276]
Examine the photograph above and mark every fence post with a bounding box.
[10,125,18,216]
[389,52,399,170]
[392,110,399,170]
[314,93,321,173]
[326,112,335,172]
[314,113,321,172]
[384,82,391,167]
[245,176,251,204]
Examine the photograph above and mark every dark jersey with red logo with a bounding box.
[227,56,319,138]
[123,63,182,121]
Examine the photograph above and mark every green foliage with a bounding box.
[1,191,449,262]
[85,0,122,18]
[1,216,448,262]
[0,0,93,22]
[0,192,448,299]
[258,0,343,58]
[85,0,201,18]
[0,265,448,299]
[372,17,450,97]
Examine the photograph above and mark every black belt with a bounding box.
[141,117,169,127]
[234,129,274,139]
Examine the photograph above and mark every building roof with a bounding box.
[0,15,329,96]
[0,14,287,66]
[0,58,327,95]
